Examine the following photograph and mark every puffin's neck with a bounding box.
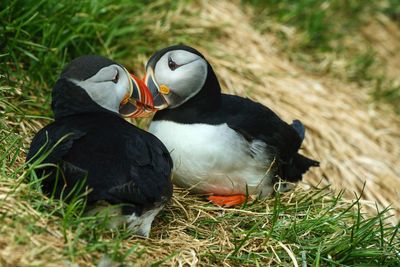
[52,78,116,120]
[153,65,222,123]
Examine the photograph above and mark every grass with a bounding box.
[245,0,400,113]
[246,0,369,51]
[3,151,400,266]
[1,0,185,115]
[1,0,400,265]
[2,163,400,265]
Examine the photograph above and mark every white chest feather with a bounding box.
[149,120,275,196]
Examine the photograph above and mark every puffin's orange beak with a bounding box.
[119,73,157,118]
[143,67,169,110]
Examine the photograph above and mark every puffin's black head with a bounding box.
[52,55,154,119]
[144,45,221,110]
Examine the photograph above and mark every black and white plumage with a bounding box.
[144,45,319,198]
[26,55,173,237]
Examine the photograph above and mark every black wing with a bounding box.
[26,121,87,198]
[106,131,173,208]
[222,94,303,163]
[26,122,86,164]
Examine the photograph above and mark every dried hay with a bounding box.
[0,178,356,266]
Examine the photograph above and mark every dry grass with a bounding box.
[3,175,394,266]
[1,0,400,266]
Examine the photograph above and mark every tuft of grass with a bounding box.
[245,0,400,114]
[245,0,373,51]
[372,79,400,114]
[384,0,400,22]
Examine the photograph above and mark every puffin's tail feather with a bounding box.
[291,119,305,141]
[283,153,319,182]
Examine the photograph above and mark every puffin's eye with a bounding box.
[168,57,179,71]
[112,72,119,83]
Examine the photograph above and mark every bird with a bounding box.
[26,55,173,237]
[143,45,319,207]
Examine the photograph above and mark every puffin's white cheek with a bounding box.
[172,65,207,96]
[115,85,126,100]
[116,79,130,101]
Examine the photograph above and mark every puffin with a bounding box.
[143,45,319,207]
[26,55,173,237]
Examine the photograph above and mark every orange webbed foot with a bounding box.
[207,194,248,207]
